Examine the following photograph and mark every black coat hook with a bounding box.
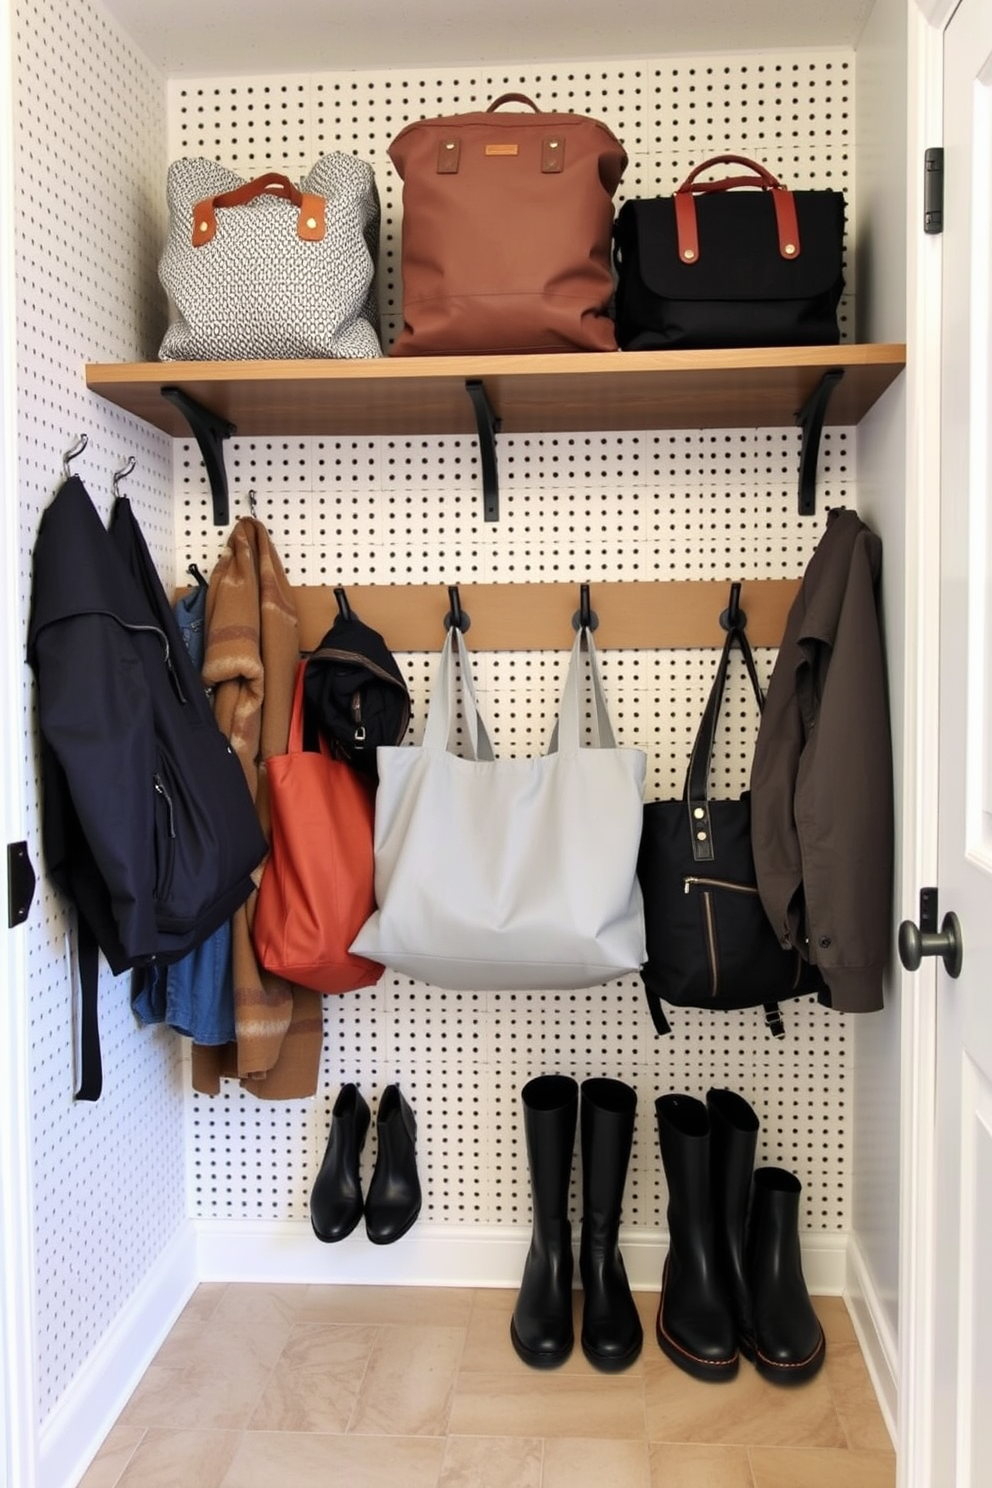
[571,582,599,632]
[719,581,747,633]
[334,586,353,622]
[187,562,208,589]
[444,584,471,634]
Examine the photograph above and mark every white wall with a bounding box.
[7,1,192,1483]
[851,0,909,1364]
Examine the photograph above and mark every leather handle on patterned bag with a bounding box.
[673,154,800,264]
[191,172,326,246]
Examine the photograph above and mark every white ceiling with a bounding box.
[100,0,877,77]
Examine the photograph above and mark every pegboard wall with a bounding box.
[172,54,857,1241]
[13,0,184,1428]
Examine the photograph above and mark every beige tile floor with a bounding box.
[79,1284,895,1488]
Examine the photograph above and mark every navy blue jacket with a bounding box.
[27,477,266,975]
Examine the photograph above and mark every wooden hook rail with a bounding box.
[290,580,799,653]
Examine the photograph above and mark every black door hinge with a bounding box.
[924,147,944,234]
[7,841,36,928]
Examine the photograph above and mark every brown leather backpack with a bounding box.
[387,94,627,356]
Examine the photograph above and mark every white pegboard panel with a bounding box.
[170,52,858,1244]
[13,0,188,1430]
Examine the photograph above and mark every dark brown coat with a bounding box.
[750,508,893,1014]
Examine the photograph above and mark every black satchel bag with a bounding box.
[636,612,823,1037]
[613,155,845,350]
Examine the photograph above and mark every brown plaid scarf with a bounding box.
[190,517,322,1099]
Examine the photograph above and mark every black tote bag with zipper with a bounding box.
[636,618,823,1036]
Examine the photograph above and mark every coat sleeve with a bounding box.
[34,614,160,961]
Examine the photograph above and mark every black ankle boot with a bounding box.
[655,1094,738,1381]
[364,1084,422,1245]
[579,1078,643,1372]
[310,1083,371,1242]
[510,1074,578,1368]
[707,1088,759,1355]
[745,1167,825,1383]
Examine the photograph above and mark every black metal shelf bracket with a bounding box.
[161,386,237,526]
[465,379,502,522]
[7,841,36,928]
[794,369,844,517]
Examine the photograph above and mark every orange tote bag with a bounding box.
[253,662,384,994]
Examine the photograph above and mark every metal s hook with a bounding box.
[443,584,471,634]
[187,562,209,589]
[247,489,258,518]
[111,454,137,500]
[571,582,599,633]
[719,580,747,633]
[61,433,88,479]
[334,586,353,623]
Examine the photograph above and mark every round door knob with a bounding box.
[897,911,963,979]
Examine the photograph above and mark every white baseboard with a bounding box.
[845,1231,899,1446]
[194,1217,850,1295]
[39,1225,197,1488]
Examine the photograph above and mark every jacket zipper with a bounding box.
[153,774,176,837]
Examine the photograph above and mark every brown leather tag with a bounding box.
[437,139,460,173]
[485,143,519,156]
[297,193,325,241]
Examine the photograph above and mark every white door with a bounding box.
[932,0,992,1481]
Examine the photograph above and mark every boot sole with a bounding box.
[510,1318,573,1369]
[656,1315,740,1382]
[743,1328,826,1385]
[580,1333,643,1373]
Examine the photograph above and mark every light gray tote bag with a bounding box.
[350,624,647,991]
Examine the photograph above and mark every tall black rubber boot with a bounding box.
[510,1074,578,1369]
[745,1167,826,1383]
[655,1094,739,1381]
[707,1087,759,1355]
[579,1078,643,1372]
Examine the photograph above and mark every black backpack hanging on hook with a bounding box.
[636,587,824,1037]
[302,589,411,780]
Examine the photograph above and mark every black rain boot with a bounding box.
[707,1088,759,1356]
[745,1167,825,1383]
[655,1094,738,1381]
[310,1083,371,1243]
[364,1084,422,1245]
[510,1074,578,1369]
[579,1078,643,1372]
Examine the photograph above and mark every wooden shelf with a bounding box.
[86,343,905,439]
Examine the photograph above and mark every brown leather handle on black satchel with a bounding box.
[674,154,800,265]
[192,172,326,246]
